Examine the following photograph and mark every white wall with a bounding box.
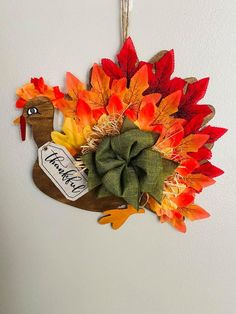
[0,1,236,313]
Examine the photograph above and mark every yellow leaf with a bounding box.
[51,117,90,156]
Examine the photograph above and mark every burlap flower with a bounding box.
[82,119,178,209]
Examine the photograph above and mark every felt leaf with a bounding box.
[31,77,46,93]
[193,162,224,178]
[16,98,27,109]
[117,37,139,81]
[123,65,149,115]
[198,126,228,143]
[51,117,88,155]
[99,206,145,230]
[184,173,215,192]
[79,64,110,109]
[66,72,85,100]
[180,204,210,221]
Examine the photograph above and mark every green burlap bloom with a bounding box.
[82,118,178,209]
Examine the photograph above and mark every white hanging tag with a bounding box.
[38,142,88,201]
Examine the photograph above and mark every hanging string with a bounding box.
[120,0,132,44]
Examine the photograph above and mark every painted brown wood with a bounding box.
[21,97,127,212]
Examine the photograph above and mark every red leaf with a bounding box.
[117,37,138,81]
[177,104,212,121]
[193,162,224,178]
[101,58,123,80]
[76,100,94,127]
[171,188,195,207]
[184,114,205,136]
[188,147,212,161]
[181,77,209,107]
[168,77,186,94]
[92,108,105,121]
[154,49,175,91]
[176,158,199,176]
[198,126,228,143]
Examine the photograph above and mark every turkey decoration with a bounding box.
[14,37,227,232]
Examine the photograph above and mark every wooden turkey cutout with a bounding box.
[14,96,126,212]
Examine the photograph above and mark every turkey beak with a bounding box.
[13,115,26,141]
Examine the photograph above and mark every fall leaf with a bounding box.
[79,64,111,109]
[160,215,186,233]
[66,72,85,100]
[136,93,161,131]
[180,204,210,221]
[176,158,199,176]
[102,37,139,84]
[198,125,228,143]
[154,90,182,125]
[184,173,215,192]
[193,161,224,178]
[188,146,212,161]
[123,65,149,115]
[51,117,91,156]
[171,188,195,207]
[181,77,209,108]
[174,133,209,159]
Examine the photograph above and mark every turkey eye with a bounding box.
[27,107,38,115]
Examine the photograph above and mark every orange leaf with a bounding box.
[111,78,127,97]
[175,134,209,159]
[76,99,94,127]
[123,65,149,115]
[79,64,111,109]
[180,204,210,221]
[160,215,186,233]
[66,72,85,100]
[176,158,199,176]
[154,90,182,124]
[155,121,184,156]
[184,173,215,192]
[137,93,161,130]
[171,188,195,207]
[106,94,124,115]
